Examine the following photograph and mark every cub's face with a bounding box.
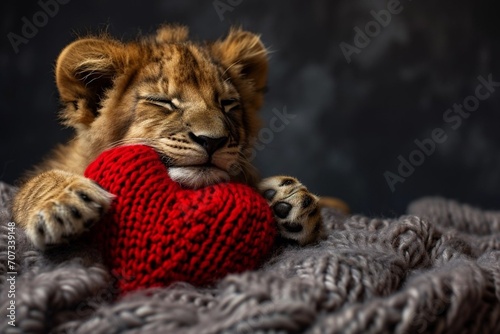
[124,43,253,188]
[55,25,268,188]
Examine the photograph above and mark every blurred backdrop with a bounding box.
[1,0,498,216]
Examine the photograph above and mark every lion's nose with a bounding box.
[189,133,228,156]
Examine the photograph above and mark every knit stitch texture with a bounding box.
[1,182,499,333]
[83,145,276,294]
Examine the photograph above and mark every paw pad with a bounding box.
[273,202,292,219]
[263,189,277,201]
[259,176,323,245]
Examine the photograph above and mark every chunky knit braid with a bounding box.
[1,183,500,333]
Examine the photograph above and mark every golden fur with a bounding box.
[42,24,268,186]
[13,25,347,249]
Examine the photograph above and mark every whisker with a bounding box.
[222,60,241,77]
[105,138,152,150]
[234,150,258,185]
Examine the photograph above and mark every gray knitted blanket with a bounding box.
[0,181,499,333]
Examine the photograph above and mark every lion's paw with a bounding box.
[19,171,114,249]
[258,176,324,245]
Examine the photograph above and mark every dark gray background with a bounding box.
[1,0,499,216]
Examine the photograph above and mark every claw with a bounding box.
[70,206,82,219]
[77,191,93,203]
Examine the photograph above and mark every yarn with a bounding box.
[1,185,500,333]
[83,145,276,295]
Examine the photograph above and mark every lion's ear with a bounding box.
[55,38,128,127]
[211,28,268,94]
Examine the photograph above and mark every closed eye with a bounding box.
[221,99,240,112]
[141,96,178,111]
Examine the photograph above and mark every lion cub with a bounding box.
[13,25,347,250]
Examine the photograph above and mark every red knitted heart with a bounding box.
[84,145,276,295]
